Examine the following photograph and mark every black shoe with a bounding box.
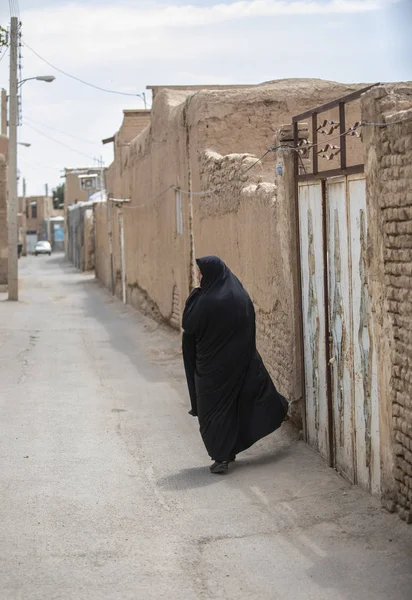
[209,460,229,474]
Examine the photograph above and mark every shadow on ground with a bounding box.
[157,448,292,491]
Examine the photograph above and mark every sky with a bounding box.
[0,0,411,196]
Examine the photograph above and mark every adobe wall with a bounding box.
[104,90,194,323]
[363,84,412,524]
[188,80,362,412]
[96,79,363,416]
[0,134,8,160]
[118,110,151,144]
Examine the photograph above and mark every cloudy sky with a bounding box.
[0,0,411,196]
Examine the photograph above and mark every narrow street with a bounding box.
[0,255,411,600]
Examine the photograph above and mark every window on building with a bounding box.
[175,189,183,235]
[31,203,37,219]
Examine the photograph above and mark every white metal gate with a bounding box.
[26,232,37,254]
[299,175,380,493]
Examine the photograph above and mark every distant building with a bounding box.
[63,167,104,256]
[22,195,54,254]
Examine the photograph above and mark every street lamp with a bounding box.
[18,75,56,87]
[7,16,55,300]
[18,142,31,147]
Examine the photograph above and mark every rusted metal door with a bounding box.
[298,175,380,492]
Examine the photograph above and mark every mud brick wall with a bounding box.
[194,148,299,414]
[363,85,412,523]
[95,80,363,424]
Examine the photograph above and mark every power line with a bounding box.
[18,155,62,173]
[0,47,9,63]
[23,116,100,146]
[23,41,147,101]
[23,122,96,161]
[119,186,174,210]
[8,0,19,18]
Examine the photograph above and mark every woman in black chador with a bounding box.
[182,256,288,474]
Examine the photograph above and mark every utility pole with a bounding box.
[8,17,18,300]
[22,177,27,255]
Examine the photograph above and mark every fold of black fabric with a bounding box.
[182,256,288,462]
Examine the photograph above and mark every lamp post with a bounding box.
[18,76,56,87]
[8,16,55,300]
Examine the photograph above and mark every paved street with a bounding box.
[0,255,411,600]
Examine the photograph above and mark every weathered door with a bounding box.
[327,177,355,482]
[298,181,329,460]
[348,177,380,493]
[298,175,380,492]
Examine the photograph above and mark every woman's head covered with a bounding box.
[196,256,227,289]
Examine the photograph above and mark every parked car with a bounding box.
[34,241,52,256]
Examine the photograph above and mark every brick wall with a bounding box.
[363,85,412,524]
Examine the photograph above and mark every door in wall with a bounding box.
[298,175,380,492]
[26,232,37,254]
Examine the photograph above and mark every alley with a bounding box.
[0,255,411,600]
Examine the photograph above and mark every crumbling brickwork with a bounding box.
[363,85,412,523]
